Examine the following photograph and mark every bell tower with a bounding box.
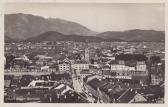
[85,40,89,63]
[85,48,89,62]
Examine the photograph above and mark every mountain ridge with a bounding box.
[5,13,165,42]
[5,13,98,40]
[97,29,165,42]
[26,31,103,42]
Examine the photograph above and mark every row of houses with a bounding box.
[83,75,164,103]
[100,59,148,84]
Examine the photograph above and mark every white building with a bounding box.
[111,65,135,71]
[110,60,135,71]
[58,61,71,73]
[110,60,148,78]
[136,61,147,71]
[110,60,147,72]
[72,60,89,75]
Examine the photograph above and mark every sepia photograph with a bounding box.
[3,2,165,103]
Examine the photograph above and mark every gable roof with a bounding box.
[74,60,88,64]
[117,89,137,103]
[59,61,70,64]
[87,78,107,90]
[80,70,91,74]
[102,70,111,75]
[109,60,118,64]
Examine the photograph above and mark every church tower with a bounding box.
[85,48,90,62]
[85,40,90,63]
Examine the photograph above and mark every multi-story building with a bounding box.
[110,60,135,74]
[58,61,71,73]
[73,60,89,73]
[80,70,91,79]
[111,60,136,71]
[136,61,147,71]
[151,74,163,85]
[150,63,164,85]
[110,60,148,81]
[58,58,71,73]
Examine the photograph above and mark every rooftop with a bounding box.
[80,70,91,74]
[74,60,88,64]
[117,89,138,103]
[87,78,107,90]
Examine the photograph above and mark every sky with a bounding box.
[5,3,165,32]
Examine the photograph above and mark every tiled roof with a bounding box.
[101,58,111,63]
[98,80,142,99]
[125,60,136,67]
[59,61,70,64]
[138,85,164,97]
[117,89,137,103]
[131,76,149,82]
[87,78,107,90]
[136,61,146,65]
[83,74,96,82]
[99,83,125,99]
[74,60,88,64]
[109,60,118,64]
[80,70,91,74]
[102,70,111,75]
[102,65,110,68]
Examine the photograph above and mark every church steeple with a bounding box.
[85,40,89,63]
[85,48,89,62]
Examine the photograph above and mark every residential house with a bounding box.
[80,70,92,80]
[150,63,164,85]
[83,75,143,103]
[72,60,89,75]
[58,61,71,73]
[117,89,147,103]
[136,61,147,72]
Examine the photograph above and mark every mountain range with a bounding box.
[26,31,102,42]
[5,13,165,42]
[97,29,165,42]
[26,31,124,42]
[5,13,97,40]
